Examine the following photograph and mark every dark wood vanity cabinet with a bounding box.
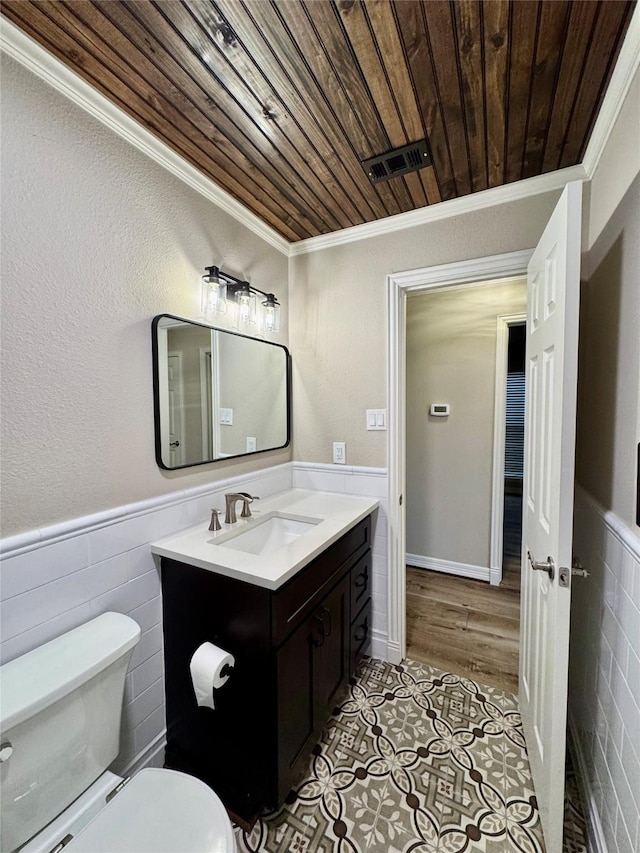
[160,515,373,823]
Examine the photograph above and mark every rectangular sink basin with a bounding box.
[211,512,322,556]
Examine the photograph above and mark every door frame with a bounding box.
[386,249,533,665]
[490,313,527,585]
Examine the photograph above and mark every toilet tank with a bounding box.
[0,612,141,853]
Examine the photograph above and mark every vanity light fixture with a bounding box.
[201,265,280,333]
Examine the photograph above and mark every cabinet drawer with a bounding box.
[349,598,371,678]
[350,552,370,618]
[272,517,371,646]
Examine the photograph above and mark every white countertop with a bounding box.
[150,489,379,590]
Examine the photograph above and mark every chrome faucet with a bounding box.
[224,492,259,524]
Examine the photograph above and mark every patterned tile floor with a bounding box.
[234,657,551,853]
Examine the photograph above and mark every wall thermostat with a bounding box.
[429,403,450,417]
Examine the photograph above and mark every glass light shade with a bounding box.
[262,295,280,332]
[236,285,256,326]
[202,271,227,319]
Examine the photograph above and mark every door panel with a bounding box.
[520,181,582,851]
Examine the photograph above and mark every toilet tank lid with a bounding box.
[0,613,141,732]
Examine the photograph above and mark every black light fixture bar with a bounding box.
[203,265,279,305]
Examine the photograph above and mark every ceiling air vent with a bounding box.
[362,139,432,184]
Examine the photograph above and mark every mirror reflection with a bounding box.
[152,315,290,469]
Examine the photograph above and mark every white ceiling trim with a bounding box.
[288,166,586,256]
[582,2,640,180]
[0,18,290,257]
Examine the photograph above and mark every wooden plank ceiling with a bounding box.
[2,1,633,242]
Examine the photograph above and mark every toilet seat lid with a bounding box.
[65,768,235,853]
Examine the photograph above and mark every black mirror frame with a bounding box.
[152,313,292,470]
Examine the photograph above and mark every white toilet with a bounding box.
[0,612,236,852]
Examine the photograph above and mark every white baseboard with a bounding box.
[369,628,389,662]
[407,553,491,583]
[567,713,606,853]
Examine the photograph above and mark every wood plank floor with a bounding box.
[406,557,521,694]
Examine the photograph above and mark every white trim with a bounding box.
[567,713,607,853]
[574,482,640,561]
[582,3,640,180]
[490,313,527,584]
[388,251,532,664]
[292,461,387,477]
[406,554,491,583]
[369,629,389,661]
[392,250,533,291]
[0,462,293,558]
[290,168,585,255]
[0,19,289,256]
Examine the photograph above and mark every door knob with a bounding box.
[527,550,555,581]
[170,440,180,448]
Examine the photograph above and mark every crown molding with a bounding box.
[0,18,290,257]
[289,165,586,255]
[582,2,640,180]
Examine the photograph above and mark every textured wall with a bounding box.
[406,279,526,567]
[0,55,289,537]
[289,192,560,468]
[576,176,640,532]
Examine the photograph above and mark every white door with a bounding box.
[167,353,184,466]
[520,181,582,851]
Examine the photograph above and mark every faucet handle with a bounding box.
[208,508,222,532]
[239,493,260,518]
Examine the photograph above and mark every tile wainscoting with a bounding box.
[569,485,640,853]
[0,462,389,775]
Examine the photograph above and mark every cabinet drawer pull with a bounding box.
[354,618,368,644]
[320,606,332,637]
[354,571,368,589]
[312,612,325,647]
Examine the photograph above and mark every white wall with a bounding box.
[406,279,526,570]
[0,54,290,538]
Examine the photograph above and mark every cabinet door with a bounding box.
[276,616,316,802]
[312,574,350,730]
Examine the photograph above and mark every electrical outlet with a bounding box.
[333,441,346,464]
[246,436,257,452]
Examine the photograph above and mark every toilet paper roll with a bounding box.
[189,642,235,710]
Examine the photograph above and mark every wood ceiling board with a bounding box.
[521,0,572,180]
[453,0,488,194]
[1,0,634,243]
[110,0,342,235]
[216,0,396,223]
[295,0,409,216]
[393,0,456,201]
[504,1,539,185]
[558,1,633,169]
[483,0,510,188]
[541,1,600,174]
[422,1,473,197]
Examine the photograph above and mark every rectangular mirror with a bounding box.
[152,314,291,469]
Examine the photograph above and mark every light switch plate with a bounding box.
[219,407,233,425]
[333,441,346,464]
[366,409,387,430]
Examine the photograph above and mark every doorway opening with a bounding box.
[403,278,526,693]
